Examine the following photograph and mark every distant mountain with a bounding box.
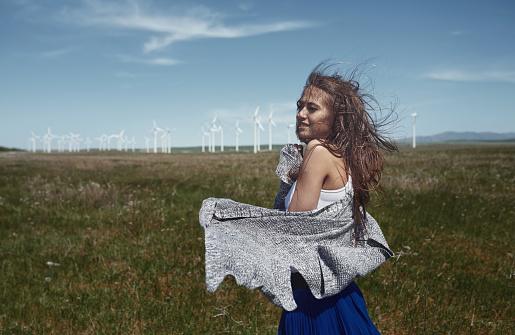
[400,131,515,143]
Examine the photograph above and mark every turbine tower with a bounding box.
[252,106,263,153]
[219,124,224,152]
[69,132,81,152]
[235,121,243,152]
[161,130,168,153]
[99,134,108,151]
[42,127,56,153]
[129,137,136,152]
[123,135,129,152]
[267,108,277,150]
[107,133,115,151]
[411,112,419,148]
[30,132,39,152]
[209,116,218,152]
[150,120,163,153]
[96,135,104,151]
[256,116,265,152]
[144,137,151,153]
[201,125,210,153]
[110,130,124,151]
[166,128,172,153]
[85,137,92,152]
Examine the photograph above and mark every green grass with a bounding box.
[0,144,513,334]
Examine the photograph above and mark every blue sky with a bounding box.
[1,0,514,150]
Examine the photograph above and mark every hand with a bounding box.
[294,144,303,158]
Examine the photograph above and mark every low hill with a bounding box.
[401,131,515,143]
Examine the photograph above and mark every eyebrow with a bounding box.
[298,99,322,109]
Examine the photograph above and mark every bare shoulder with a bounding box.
[304,140,334,161]
[301,140,335,173]
[304,140,347,188]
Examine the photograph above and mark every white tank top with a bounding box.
[284,175,352,211]
[285,175,352,274]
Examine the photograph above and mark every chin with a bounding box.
[296,136,311,144]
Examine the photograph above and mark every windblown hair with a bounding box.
[303,62,398,242]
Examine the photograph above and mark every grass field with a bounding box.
[0,144,513,334]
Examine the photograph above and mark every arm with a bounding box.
[287,140,332,212]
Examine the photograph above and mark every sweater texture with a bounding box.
[199,144,394,311]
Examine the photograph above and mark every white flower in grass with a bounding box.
[46,261,60,267]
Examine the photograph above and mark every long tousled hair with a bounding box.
[302,62,398,242]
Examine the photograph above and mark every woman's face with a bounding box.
[296,86,333,142]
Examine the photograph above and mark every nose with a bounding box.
[297,107,307,120]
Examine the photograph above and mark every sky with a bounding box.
[1,0,514,150]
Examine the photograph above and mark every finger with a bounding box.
[296,145,303,157]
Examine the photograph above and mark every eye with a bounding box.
[296,101,303,111]
[308,105,317,112]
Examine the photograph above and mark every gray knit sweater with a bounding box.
[199,144,394,311]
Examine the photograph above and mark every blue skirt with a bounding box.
[278,282,380,334]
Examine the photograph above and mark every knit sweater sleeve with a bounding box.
[273,144,302,210]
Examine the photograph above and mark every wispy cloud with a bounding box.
[115,71,161,78]
[423,70,515,83]
[59,0,313,53]
[117,55,180,66]
[42,48,75,58]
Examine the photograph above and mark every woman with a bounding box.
[199,62,397,334]
[278,64,398,333]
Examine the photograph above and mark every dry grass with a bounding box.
[0,144,513,334]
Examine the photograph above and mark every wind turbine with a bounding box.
[150,120,163,153]
[144,137,151,153]
[85,137,92,152]
[67,134,74,152]
[218,124,224,152]
[109,130,124,151]
[39,136,47,153]
[96,134,108,151]
[123,136,129,152]
[118,131,125,151]
[75,135,82,152]
[201,124,211,153]
[57,135,65,153]
[129,136,136,152]
[201,126,208,153]
[161,131,168,153]
[411,112,419,148]
[42,127,56,153]
[252,106,265,153]
[287,124,295,144]
[95,136,102,151]
[107,134,115,151]
[256,116,265,153]
[163,127,172,153]
[30,132,39,152]
[69,132,81,152]
[235,121,243,152]
[209,116,218,152]
[267,108,277,150]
